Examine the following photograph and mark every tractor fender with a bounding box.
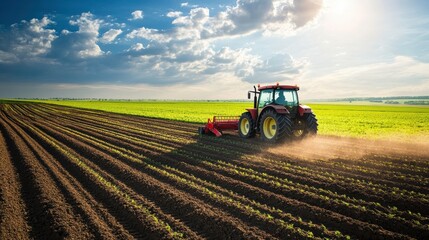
[263,105,289,115]
[257,105,289,128]
[298,105,312,117]
[246,108,257,122]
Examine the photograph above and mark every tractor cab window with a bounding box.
[274,89,298,107]
[258,89,274,108]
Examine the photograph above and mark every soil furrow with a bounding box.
[4,110,134,240]
[3,102,428,240]
[0,113,94,239]
[0,118,30,240]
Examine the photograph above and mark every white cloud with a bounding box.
[129,43,145,51]
[70,12,101,34]
[130,10,144,20]
[0,12,110,79]
[0,16,57,62]
[127,27,172,43]
[120,37,262,85]
[171,0,323,39]
[172,7,210,28]
[0,50,19,63]
[61,29,70,35]
[167,11,183,18]
[101,29,122,43]
[205,47,262,77]
[125,13,266,83]
[67,12,104,58]
[181,2,199,8]
[301,56,429,99]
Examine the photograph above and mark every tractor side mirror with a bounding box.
[247,92,251,99]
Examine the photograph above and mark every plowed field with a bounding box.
[1,103,428,239]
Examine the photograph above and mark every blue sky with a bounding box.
[0,0,428,99]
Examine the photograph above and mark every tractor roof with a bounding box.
[258,84,299,91]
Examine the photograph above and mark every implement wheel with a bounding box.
[259,109,292,142]
[198,127,205,135]
[238,112,255,138]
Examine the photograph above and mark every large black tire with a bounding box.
[238,112,255,138]
[259,109,293,142]
[306,113,318,135]
[292,113,318,139]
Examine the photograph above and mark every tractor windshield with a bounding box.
[274,89,298,107]
[258,89,274,108]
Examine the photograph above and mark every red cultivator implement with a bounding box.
[198,116,240,137]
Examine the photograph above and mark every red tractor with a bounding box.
[199,83,318,142]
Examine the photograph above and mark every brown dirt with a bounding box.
[1,102,428,240]
[0,122,30,240]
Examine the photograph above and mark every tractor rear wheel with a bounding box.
[238,112,255,138]
[292,113,318,139]
[259,109,292,142]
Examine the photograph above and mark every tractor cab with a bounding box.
[257,87,299,118]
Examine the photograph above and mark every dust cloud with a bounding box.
[268,135,429,161]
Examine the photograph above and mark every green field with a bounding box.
[29,100,429,141]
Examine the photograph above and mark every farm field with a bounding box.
[37,99,429,140]
[1,102,429,239]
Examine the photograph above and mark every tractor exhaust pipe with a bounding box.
[247,85,258,108]
[253,85,257,108]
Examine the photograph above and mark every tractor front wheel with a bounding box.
[259,109,292,142]
[238,112,255,138]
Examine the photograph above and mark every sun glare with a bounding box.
[330,0,356,16]
[325,0,366,30]
[320,0,382,44]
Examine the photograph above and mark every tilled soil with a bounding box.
[0,102,428,240]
